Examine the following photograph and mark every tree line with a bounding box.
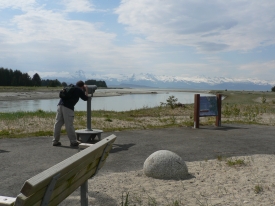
[0,67,107,87]
[0,67,34,86]
[85,79,107,87]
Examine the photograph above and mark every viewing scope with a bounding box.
[86,85,97,94]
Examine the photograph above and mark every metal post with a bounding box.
[80,180,88,206]
[87,95,92,131]
[75,86,103,142]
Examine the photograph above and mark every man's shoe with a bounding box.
[70,140,81,147]
[53,141,61,146]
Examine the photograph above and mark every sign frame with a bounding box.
[194,94,222,128]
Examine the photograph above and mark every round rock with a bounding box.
[143,150,188,180]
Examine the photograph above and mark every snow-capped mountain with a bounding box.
[45,71,275,91]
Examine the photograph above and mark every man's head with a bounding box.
[76,81,85,88]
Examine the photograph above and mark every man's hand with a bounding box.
[83,85,88,96]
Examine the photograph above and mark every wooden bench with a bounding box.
[0,134,116,206]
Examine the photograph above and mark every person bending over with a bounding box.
[53,80,88,147]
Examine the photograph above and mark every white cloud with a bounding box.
[0,1,110,47]
[62,0,95,13]
[28,70,71,78]
[0,0,35,10]
[115,0,275,52]
[0,2,161,74]
[0,5,117,72]
[238,60,275,80]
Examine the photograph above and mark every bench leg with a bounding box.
[97,133,101,141]
[80,180,88,206]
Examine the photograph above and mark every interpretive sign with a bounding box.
[194,94,222,128]
[199,96,218,117]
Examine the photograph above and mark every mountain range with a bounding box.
[47,71,275,91]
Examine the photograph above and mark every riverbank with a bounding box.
[0,87,210,101]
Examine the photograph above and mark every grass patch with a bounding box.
[0,130,11,136]
[105,118,113,122]
[33,131,54,136]
[226,159,245,166]
[0,86,62,93]
[216,155,227,161]
[254,184,263,194]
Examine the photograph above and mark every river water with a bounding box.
[0,91,213,112]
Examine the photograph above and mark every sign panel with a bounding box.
[199,96,218,117]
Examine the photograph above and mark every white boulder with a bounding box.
[143,150,188,180]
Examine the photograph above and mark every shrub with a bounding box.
[165,95,178,109]
[261,95,266,104]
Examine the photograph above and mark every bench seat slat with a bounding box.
[14,153,110,206]
[20,135,116,197]
[0,196,16,206]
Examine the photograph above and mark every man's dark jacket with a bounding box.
[58,86,88,110]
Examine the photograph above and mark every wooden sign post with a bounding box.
[216,94,222,127]
[194,94,222,128]
[194,94,200,129]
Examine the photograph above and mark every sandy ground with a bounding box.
[60,154,275,206]
[0,91,59,101]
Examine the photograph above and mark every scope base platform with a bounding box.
[75,129,103,143]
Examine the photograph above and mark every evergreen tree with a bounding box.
[32,73,42,86]
[41,79,61,87]
[11,70,22,86]
[0,68,14,86]
[21,73,32,86]
[61,82,67,87]
[272,86,275,92]
[85,79,107,87]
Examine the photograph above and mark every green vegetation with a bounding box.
[254,184,263,194]
[161,95,179,109]
[0,86,62,93]
[226,159,245,166]
[212,90,275,124]
[216,155,227,161]
[261,95,267,103]
[41,79,62,87]
[216,154,247,167]
[120,191,183,206]
[121,192,130,206]
[85,79,107,88]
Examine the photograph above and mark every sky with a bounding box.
[0,0,275,81]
